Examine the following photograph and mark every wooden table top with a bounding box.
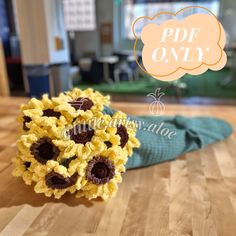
[0,97,236,236]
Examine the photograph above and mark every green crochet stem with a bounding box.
[103,107,233,169]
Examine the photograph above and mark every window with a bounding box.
[63,0,96,31]
[124,0,220,39]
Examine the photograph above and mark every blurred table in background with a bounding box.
[98,56,118,83]
[0,97,236,235]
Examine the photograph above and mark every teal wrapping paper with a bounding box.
[103,107,233,169]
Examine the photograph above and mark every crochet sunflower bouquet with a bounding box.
[13,88,233,200]
[13,88,140,200]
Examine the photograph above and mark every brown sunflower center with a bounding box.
[24,161,31,169]
[60,155,77,168]
[69,124,94,145]
[30,137,60,164]
[23,116,32,131]
[45,171,78,189]
[69,97,94,111]
[92,163,109,178]
[86,157,115,185]
[116,125,129,148]
[104,141,112,148]
[43,109,61,119]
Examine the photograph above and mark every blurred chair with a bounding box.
[169,80,187,98]
[98,56,118,83]
[113,52,134,82]
[114,59,133,83]
[127,55,141,81]
[79,58,104,84]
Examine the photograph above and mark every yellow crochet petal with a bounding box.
[22,171,34,185]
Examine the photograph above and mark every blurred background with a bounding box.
[0,0,235,105]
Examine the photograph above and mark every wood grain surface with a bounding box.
[0,98,236,236]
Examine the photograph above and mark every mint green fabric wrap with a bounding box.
[103,107,233,169]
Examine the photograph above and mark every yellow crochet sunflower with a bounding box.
[52,88,110,122]
[18,94,68,132]
[12,155,34,185]
[33,160,80,199]
[15,133,81,199]
[76,152,125,200]
[105,111,140,156]
[53,111,112,161]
